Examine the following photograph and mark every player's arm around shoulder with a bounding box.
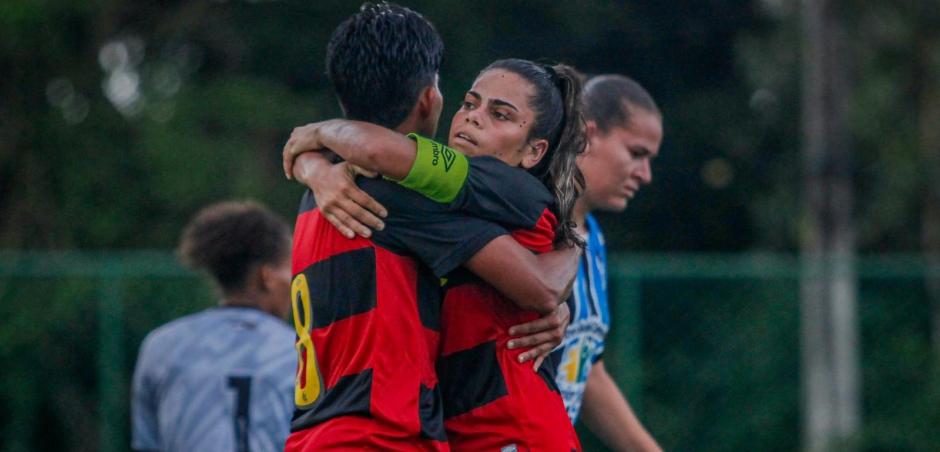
[581,359,662,452]
[284,128,548,238]
[284,119,417,180]
[400,134,552,228]
[292,151,388,239]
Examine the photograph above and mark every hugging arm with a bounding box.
[507,302,570,369]
[463,236,578,368]
[291,151,387,239]
[290,137,578,316]
[285,125,547,235]
[285,125,575,363]
[464,235,580,316]
[358,178,579,318]
[283,119,418,182]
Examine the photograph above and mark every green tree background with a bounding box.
[1,0,938,450]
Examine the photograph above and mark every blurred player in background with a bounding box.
[131,201,295,452]
[285,4,578,450]
[549,74,663,451]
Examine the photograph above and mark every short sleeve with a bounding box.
[450,156,554,230]
[508,208,556,253]
[359,178,507,278]
[592,343,605,364]
[395,135,552,230]
[131,337,161,451]
[395,133,470,203]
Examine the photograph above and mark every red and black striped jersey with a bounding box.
[438,209,581,452]
[389,146,578,451]
[286,177,510,451]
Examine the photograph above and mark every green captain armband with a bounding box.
[392,133,470,204]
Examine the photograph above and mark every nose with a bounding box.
[637,160,652,185]
[465,109,482,128]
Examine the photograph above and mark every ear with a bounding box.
[520,138,549,169]
[258,264,276,293]
[416,84,441,119]
[585,120,599,134]
[579,120,599,160]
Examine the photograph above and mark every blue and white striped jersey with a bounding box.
[131,306,295,452]
[552,214,611,424]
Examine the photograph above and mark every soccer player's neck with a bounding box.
[393,89,439,137]
[394,114,434,138]
[220,288,268,313]
[222,285,289,319]
[221,291,257,307]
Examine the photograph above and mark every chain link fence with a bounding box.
[1,252,937,451]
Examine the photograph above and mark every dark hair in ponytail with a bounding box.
[480,59,586,248]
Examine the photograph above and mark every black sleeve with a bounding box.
[447,156,554,230]
[358,177,508,278]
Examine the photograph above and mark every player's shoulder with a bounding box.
[136,310,212,365]
[144,308,289,345]
[469,156,552,200]
[142,310,209,344]
[231,311,296,373]
[254,312,295,342]
[510,208,557,253]
[215,307,294,339]
[469,155,539,181]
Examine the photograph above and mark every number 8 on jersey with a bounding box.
[292,274,323,408]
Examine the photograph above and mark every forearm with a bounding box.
[313,120,416,179]
[292,151,334,186]
[581,361,661,452]
[533,245,580,304]
[465,238,579,314]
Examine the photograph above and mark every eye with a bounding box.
[460,99,476,110]
[493,111,509,121]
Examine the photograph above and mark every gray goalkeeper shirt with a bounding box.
[131,306,295,452]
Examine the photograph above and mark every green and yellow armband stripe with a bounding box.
[392,133,469,204]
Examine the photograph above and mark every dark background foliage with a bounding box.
[2,1,937,450]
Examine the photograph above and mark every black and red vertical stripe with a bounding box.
[287,192,446,450]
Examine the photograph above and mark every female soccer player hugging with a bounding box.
[284,59,586,452]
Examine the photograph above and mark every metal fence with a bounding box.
[1,252,937,451]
